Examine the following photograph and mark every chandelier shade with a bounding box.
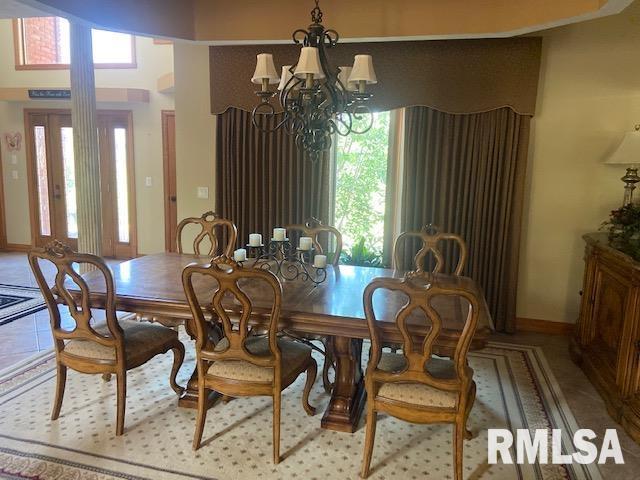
[294,47,325,79]
[349,54,377,84]
[251,53,280,85]
[277,66,294,91]
[337,66,357,92]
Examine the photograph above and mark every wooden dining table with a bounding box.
[70,252,492,433]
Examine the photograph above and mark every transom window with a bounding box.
[14,17,135,69]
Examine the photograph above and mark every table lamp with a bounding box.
[605,125,640,205]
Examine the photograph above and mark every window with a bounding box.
[334,111,391,262]
[14,17,135,69]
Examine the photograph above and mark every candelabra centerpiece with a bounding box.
[234,228,328,285]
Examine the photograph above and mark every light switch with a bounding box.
[197,186,209,199]
[145,176,153,187]
[11,170,18,180]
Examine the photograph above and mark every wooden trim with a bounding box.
[162,110,176,253]
[12,18,137,71]
[4,243,32,252]
[0,143,6,249]
[517,317,575,335]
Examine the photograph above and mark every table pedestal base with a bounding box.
[178,367,220,409]
[321,336,366,433]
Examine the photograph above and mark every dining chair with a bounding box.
[360,273,480,479]
[392,224,468,275]
[286,217,343,266]
[182,255,317,463]
[285,217,343,393]
[176,210,238,256]
[28,240,185,436]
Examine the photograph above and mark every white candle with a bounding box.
[249,233,262,246]
[233,248,247,262]
[299,236,312,250]
[273,228,286,241]
[313,254,327,268]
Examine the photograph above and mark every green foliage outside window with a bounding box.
[334,111,390,259]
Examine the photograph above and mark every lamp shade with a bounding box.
[277,65,294,90]
[605,129,640,165]
[337,66,357,92]
[294,47,325,79]
[251,53,280,84]
[348,54,377,84]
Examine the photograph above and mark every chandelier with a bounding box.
[250,0,377,161]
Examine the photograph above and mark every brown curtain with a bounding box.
[399,106,530,333]
[215,108,331,250]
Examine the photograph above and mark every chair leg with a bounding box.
[169,343,185,395]
[360,405,377,478]
[464,381,476,440]
[51,363,67,420]
[273,391,281,464]
[322,341,333,393]
[115,371,127,436]
[302,359,317,416]
[453,420,465,480]
[192,380,208,450]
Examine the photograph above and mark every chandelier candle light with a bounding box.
[250,0,377,160]
[234,228,328,285]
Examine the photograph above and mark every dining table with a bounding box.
[68,252,493,433]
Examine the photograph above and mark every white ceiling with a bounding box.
[0,0,49,18]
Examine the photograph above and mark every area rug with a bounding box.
[0,284,46,326]
[0,335,602,480]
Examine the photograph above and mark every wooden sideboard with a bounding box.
[572,232,640,442]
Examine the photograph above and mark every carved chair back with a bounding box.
[363,274,480,396]
[176,211,238,257]
[182,256,283,370]
[286,217,343,266]
[28,241,124,356]
[392,224,468,275]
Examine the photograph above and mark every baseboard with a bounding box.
[2,243,32,253]
[517,317,574,336]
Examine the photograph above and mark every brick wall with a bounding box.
[23,17,59,64]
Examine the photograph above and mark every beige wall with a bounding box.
[173,41,216,239]
[517,1,640,323]
[0,19,174,254]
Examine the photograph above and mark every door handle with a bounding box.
[54,184,61,199]
[170,196,177,202]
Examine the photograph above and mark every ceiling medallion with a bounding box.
[250,0,377,161]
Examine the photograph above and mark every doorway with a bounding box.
[162,110,177,252]
[25,109,137,258]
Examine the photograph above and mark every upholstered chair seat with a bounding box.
[209,336,313,382]
[64,320,180,365]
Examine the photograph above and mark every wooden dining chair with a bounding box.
[285,217,343,393]
[286,217,343,266]
[392,224,468,275]
[176,210,238,256]
[182,255,317,463]
[28,240,185,436]
[360,274,480,479]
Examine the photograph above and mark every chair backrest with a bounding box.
[286,217,343,266]
[363,274,480,393]
[176,211,238,256]
[392,224,467,275]
[182,255,283,370]
[27,240,124,354]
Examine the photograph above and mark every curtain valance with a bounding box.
[209,37,541,116]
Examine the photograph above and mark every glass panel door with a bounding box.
[33,124,52,238]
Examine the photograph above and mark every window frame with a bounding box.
[12,18,137,71]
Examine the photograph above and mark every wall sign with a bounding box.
[28,89,71,99]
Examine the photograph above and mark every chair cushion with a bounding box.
[376,353,460,408]
[63,319,178,362]
[206,336,311,383]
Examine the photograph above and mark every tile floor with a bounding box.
[2,251,640,478]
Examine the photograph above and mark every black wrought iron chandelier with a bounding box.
[250,0,377,161]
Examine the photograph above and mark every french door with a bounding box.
[26,110,137,257]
